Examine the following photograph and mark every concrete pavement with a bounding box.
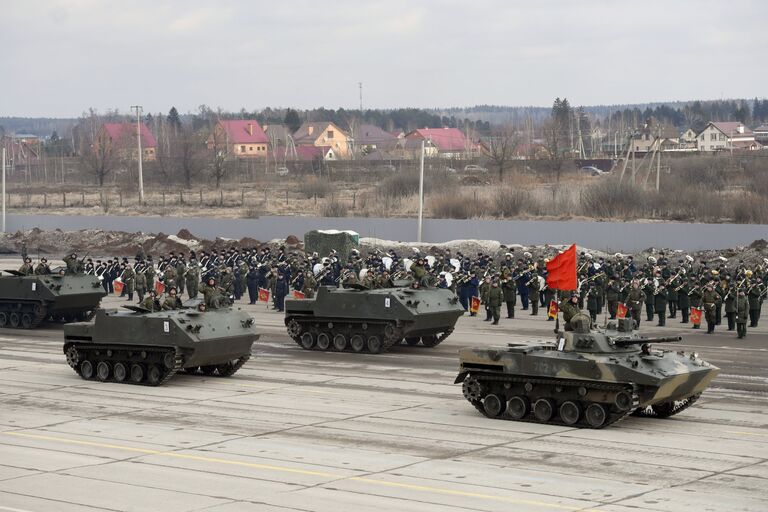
[0,293,766,511]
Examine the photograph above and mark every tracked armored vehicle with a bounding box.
[0,271,106,328]
[285,284,464,353]
[63,305,259,386]
[456,317,719,428]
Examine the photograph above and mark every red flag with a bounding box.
[154,280,166,295]
[293,290,306,299]
[113,279,124,295]
[690,307,702,326]
[470,296,481,314]
[546,244,578,291]
[258,288,270,302]
[617,303,628,319]
[547,300,559,319]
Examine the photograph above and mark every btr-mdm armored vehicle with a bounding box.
[285,284,464,354]
[456,317,719,428]
[63,305,259,386]
[0,271,106,328]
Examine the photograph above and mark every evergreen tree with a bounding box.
[167,106,181,129]
[284,108,301,132]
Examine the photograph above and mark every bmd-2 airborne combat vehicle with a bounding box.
[285,284,464,354]
[456,317,719,428]
[63,305,259,386]
[0,271,106,328]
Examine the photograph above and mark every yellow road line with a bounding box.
[725,430,768,437]
[1,431,599,511]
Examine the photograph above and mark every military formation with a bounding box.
[17,244,766,339]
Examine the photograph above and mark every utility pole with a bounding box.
[417,140,425,242]
[656,127,661,192]
[1,148,5,232]
[358,82,363,112]
[130,105,144,204]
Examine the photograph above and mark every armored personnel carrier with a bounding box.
[0,271,106,328]
[285,284,464,354]
[456,317,719,428]
[63,305,259,386]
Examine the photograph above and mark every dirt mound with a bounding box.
[749,239,767,251]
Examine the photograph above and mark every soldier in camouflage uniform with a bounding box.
[185,260,200,299]
[501,269,517,319]
[736,288,749,339]
[487,281,503,325]
[701,284,719,334]
[626,281,646,329]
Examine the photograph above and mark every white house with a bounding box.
[696,122,758,152]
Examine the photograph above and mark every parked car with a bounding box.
[276,166,290,176]
[381,164,398,172]
[464,164,488,173]
[445,167,458,174]
[580,165,607,176]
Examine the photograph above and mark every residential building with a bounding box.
[403,127,475,158]
[696,122,757,152]
[102,122,158,161]
[293,122,352,158]
[351,124,398,155]
[754,124,768,145]
[207,120,269,158]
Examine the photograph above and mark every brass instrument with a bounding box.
[687,285,700,296]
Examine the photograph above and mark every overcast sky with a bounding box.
[1,0,765,117]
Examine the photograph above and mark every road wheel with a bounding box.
[114,362,127,382]
[332,334,347,351]
[147,365,162,385]
[96,361,111,381]
[9,312,20,328]
[300,332,315,350]
[316,332,330,350]
[507,396,529,420]
[0,312,7,327]
[21,313,33,329]
[533,398,555,422]
[585,403,608,428]
[483,394,504,417]
[405,337,420,346]
[366,335,382,354]
[559,401,581,425]
[80,360,94,380]
[350,334,364,352]
[614,391,633,412]
[130,364,144,383]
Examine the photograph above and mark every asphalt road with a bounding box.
[0,294,766,512]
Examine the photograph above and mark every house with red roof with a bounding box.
[101,122,158,161]
[403,127,477,158]
[207,120,269,158]
[696,122,759,152]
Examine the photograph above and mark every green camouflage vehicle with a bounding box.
[285,284,464,354]
[456,317,719,428]
[0,271,106,328]
[63,305,259,386]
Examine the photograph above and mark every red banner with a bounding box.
[617,302,628,319]
[546,244,578,291]
[470,296,481,314]
[547,300,559,319]
[690,307,702,326]
[154,281,166,295]
[293,290,306,299]
[113,279,124,295]
[258,288,270,302]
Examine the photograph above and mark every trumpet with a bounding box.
[687,285,700,296]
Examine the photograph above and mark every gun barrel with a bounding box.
[614,336,682,346]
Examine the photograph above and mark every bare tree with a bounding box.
[177,127,205,188]
[207,120,230,188]
[76,109,118,186]
[486,126,519,181]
